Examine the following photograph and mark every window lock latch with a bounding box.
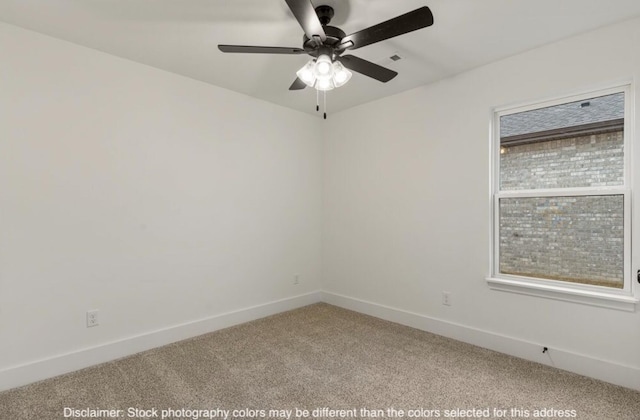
[637,270,640,284]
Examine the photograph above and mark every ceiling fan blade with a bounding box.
[284,0,327,42]
[218,45,306,54]
[341,6,433,50]
[289,77,307,90]
[339,55,398,82]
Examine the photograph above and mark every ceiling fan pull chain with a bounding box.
[324,90,327,120]
[316,89,320,112]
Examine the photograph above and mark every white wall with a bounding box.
[3,15,640,393]
[0,23,322,389]
[323,17,640,390]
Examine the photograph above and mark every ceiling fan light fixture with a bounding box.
[297,54,350,91]
[296,59,317,87]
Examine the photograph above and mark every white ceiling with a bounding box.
[2,0,640,116]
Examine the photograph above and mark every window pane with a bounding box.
[499,195,623,288]
[500,93,624,190]
[500,132,623,190]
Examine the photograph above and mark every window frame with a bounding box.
[487,84,638,311]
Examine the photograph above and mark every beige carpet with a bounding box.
[1,303,638,419]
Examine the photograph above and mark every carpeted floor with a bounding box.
[0,303,638,420]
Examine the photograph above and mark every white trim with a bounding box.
[494,84,631,118]
[625,80,637,300]
[0,291,322,392]
[497,187,627,198]
[321,291,640,391]
[486,276,638,311]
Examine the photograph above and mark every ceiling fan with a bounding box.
[218,0,434,104]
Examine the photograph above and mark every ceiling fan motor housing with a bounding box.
[303,25,346,57]
[300,6,347,58]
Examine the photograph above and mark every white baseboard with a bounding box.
[321,291,640,391]
[3,290,638,393]
[0,291,322,392]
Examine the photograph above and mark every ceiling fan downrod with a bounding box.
[315,5,334,26]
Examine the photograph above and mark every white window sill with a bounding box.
[486,277,638,312]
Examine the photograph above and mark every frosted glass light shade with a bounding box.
[332,61,352,87]
[296,59,317,87]
[314,54,333,79]
[316,78,335,91]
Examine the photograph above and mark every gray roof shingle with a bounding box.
[500,92,624,138]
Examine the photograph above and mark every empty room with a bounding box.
[1,1,640,419]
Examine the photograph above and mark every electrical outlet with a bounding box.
[442,292,452,306]
[293,274,300,285]
[86,310,99,327]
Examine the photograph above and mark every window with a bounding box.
[489,87,637,311]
